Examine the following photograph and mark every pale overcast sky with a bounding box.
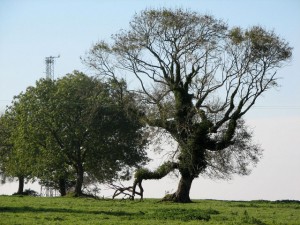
[0,0,299,200]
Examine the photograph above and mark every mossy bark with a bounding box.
[132,162,178,200]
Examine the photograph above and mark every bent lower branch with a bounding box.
[132,161,178,200]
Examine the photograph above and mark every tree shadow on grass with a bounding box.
[0,206,221,222]
[147,208,219,222]
[0,206,135,217]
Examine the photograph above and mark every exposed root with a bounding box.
[161,193,192,203]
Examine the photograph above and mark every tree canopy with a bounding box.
[84,9,292,202]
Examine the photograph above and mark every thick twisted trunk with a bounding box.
[164,174,194,203]
[174,175,194,202]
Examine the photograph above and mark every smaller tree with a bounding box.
[9,71,148,196]
[0,106,37,194]
[0,113,12,185]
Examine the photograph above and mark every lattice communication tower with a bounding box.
[45,55,60,80]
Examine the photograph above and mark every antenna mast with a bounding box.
[45,55,60,80]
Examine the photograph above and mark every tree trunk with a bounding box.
[169,175,194,203]
[17,176,24,195]
[58,178,66,196]
[74,163,84,196]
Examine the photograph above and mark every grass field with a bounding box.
[0,196,299,224]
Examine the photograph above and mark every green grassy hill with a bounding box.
[0,196,299,224]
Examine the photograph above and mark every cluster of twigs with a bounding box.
[107,183,143,200]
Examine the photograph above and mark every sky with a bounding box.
[0,0,300,200]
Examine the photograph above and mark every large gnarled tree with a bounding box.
[84,9,292,202]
